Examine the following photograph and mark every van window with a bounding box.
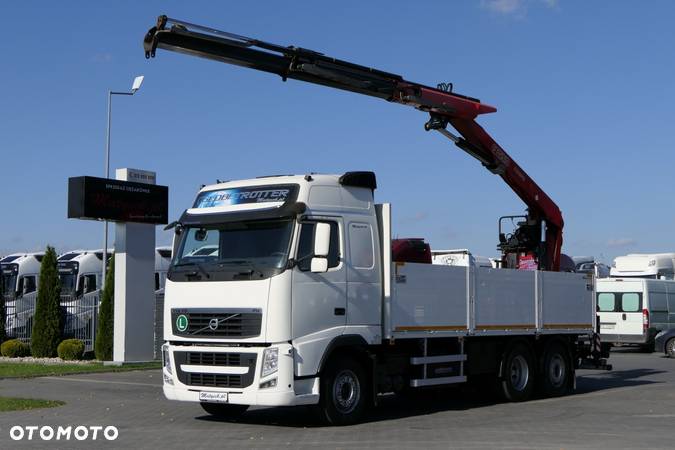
[597,293,615,312]
[621,293,641,312]
[349,223,374,269]
[155,272,160,291]
[296,221,340,272]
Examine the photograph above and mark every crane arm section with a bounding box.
[143,16,563,270]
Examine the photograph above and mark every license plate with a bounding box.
[600,323,615,329]
[199,392,228,403]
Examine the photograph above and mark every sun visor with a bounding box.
[179,184,304,226]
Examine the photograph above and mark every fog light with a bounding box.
[163,372,174,385]
[259,378,277,389]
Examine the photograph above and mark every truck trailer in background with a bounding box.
[611,253,675,280]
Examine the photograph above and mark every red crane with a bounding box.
[143,16,564,271]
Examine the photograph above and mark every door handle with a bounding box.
[334,308,346,316]
[622,313,626,320]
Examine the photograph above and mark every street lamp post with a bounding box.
[102,75,145,289]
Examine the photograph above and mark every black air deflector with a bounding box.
[339,171,377,191]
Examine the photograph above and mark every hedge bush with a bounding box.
[95,256,114,361]
[1,339,31,358]
[31,246,63,357]
[57,339,85,360]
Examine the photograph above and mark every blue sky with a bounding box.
[1,1,673,263]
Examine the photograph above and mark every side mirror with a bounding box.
[314,223,331,257]
[310,257,328,273]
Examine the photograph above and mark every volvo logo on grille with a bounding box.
[208,318,219,331]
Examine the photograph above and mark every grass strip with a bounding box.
[0,361,160,379]
[0,397,65,412]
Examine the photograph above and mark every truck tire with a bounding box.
[200,403,248,420]
[499,342,534,402]
[666,338,675,358]
[539,341,571,397]
[319,356,368,425]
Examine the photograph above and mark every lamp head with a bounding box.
[131,75,144,93]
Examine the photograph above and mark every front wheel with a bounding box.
[319,356,368,425]
[499,342,535,402]
[665,338,675,358]
[200,402,248,420]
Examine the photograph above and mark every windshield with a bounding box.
[59,273,77,296]
[170,219,295,281]
[1,272,17,300]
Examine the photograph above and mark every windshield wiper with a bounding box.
[172,261,211,279]
[217,259,264,277]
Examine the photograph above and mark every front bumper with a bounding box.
[162,342,319,407]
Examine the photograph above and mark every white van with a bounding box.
[610,253,675,279]
[597,278,675,351]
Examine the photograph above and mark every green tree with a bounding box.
[95,256,114,361]
[31,246,63,357]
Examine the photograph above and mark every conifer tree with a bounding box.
[95,256,114,360]
[31,246,63,357]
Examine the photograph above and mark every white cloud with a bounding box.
[607,238,637,248]
[480,0,559,17]
[481,0,524,15]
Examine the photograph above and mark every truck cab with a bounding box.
[1,252,44,337]
[163,173,380,411]
[58,250,110,299]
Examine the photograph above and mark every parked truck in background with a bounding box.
[611,253,675,280]
[1,252,44,337]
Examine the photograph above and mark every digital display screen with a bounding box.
[67,176,168,224]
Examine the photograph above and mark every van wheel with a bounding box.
[319,356,368,425]
[666,338,675,358]
[499,342,535,402]
[539,341,571,397]
[200,403,248,419]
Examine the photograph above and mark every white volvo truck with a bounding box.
[161,173,602,424]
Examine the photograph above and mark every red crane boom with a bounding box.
[143,16,564,271]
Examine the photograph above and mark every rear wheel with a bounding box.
[539,341,571,397]
[665,338,675,358]
[499,342,535,402]
[319,356,368,425]
[200,402,248,420]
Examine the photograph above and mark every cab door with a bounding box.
[291,218,346,341]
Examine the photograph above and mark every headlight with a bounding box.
[162,345,172,375]
[261,347,278,378]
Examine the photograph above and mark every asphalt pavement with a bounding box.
[0,349,673,449]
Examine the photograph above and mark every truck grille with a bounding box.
[171,309,262,338]
[187,373,243,388]
[187,352,241,366]
[173,351,256,389]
